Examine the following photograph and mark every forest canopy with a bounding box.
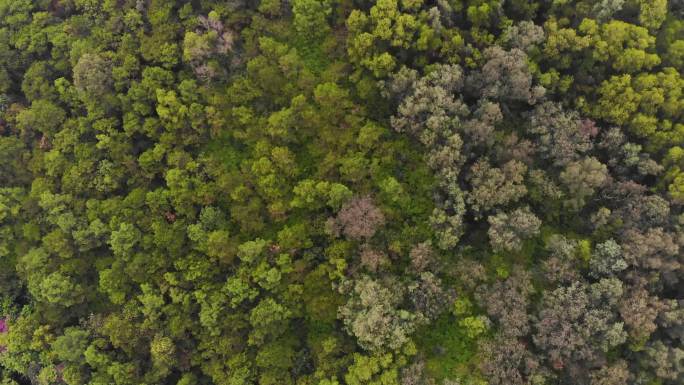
[0,1,682,385]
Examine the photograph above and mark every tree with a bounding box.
[638,0,668,31]
[476,270,533,337]
[541,235,579,284]
[466,46,545,104]
[183,31,214,63]
[291,179,352,210]
[37,271,85,307]
[529,102,595,167]
[668,169,684,203]
[594,69,684,153]
[591,0,625,22]
[109,222,141,258]
[359,245,390,273]
[73,53,113,97]
[462,100,503,148]
[589,239,627,278]
[619,285,665,343]
[0,138,29,185]
[330,196,386,240]
[15,99,66,137]
[466,158,527,215]
[182,13,234,79]
[503,21,545,52]
[429,200,466,250]
[338,276,420,352]
[391,64,466,141]
[408,242,433,273]
[292,0,331,41]
[344,351,404,385]
[249,298,292,346]
[21,61,57,102]
[641,341,684,382]
[589,360,632,385]
[346,0,429,77]
[150,334,176,375]
[407,272,454,320]
[533,280,626,370]
[399,360,432,385]
[579,19,661,73]
[458,315,490,339]
[560,157,610,210]
[52,328,90,364]
[620,227,679,275]
[479,333,543,385]
[594,75,640,126]
[542,17,592,70]
[487,207,541,252]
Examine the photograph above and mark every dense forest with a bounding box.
[0,1,682,384]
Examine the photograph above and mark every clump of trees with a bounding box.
[0,1,682,385]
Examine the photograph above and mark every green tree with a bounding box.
[16,99,66,136]
[73,53,113,97]
[292,0,332,41]
[52,328,90,363]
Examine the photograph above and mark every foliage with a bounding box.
[0,2,682,385]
